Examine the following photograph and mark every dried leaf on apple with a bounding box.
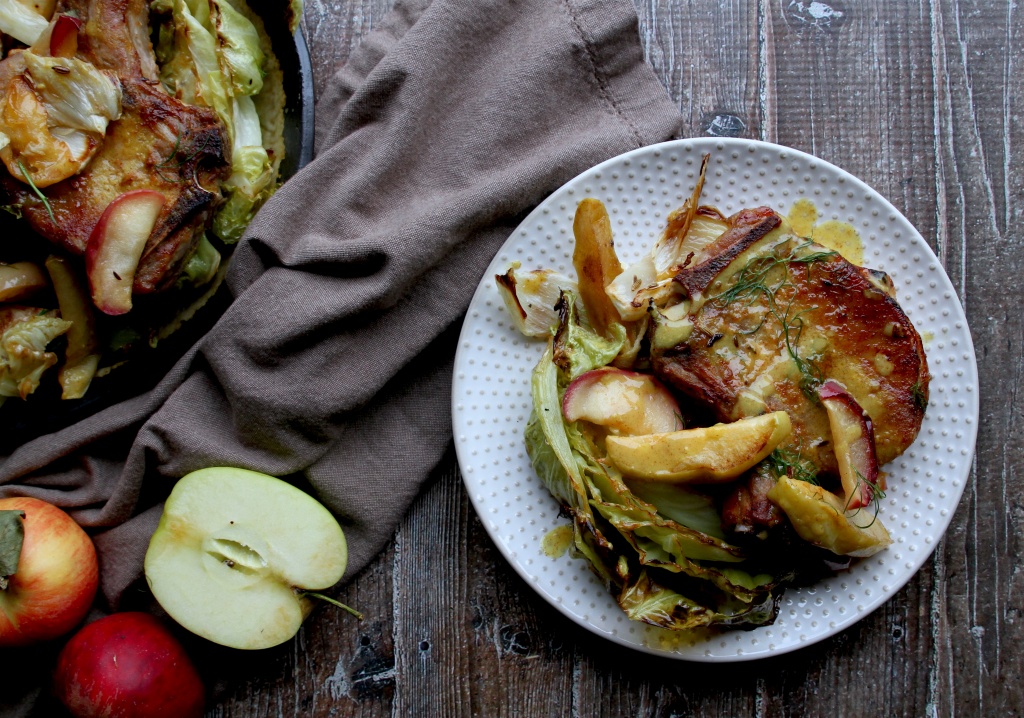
[0,510,26,585]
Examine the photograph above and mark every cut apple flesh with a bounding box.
[818,379,880,510]
[85,190,165,315]
[605,411,791,482]
[144,467,348,650]
[45,255,99,399]
[562,367,683,435]
[767,476,891,557]
[0,262,48,301]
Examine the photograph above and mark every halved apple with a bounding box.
[605,411,791,482]
[0,262,48,302]
[48,15,82,57]
[144,467,349,650]
[85,190,165,315]
[767,476,891,557]
[562,367,683,435]
[818,379,881,510]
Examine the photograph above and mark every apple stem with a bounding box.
[300,590,364,620]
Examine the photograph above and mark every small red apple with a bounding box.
[0,496,98,646]
[85,189,165,315]
[562,367,684,435]
[54,612,205,718]
[49,15,83,57]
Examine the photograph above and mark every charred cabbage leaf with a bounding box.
[495,263,581,338]
[551,292,623,379]
[0,52,121,187]
[525,296,786,630]
[0,310,72,401]
[156,0,275,243]
[619,570,779,631]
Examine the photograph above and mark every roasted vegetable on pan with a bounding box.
[0,0,292,406]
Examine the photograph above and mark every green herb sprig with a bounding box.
[844,470,886,529]
[16,161,55,224]
[711,241,836,401]
[765,447,819,485]
[911,381,928,412]
[155,132,211,184]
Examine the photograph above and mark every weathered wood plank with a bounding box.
[301,0,394,102]
[389,456,579,717]
[207,537,396,717]
[760,2,944,717]
[634,0,763,140]
[928,0,1024,716]
[204,0,1023,716]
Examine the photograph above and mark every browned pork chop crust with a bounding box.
[0,0,229,294]
[651,209,930,477]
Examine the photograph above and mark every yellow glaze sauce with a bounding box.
[787,199,864,266]
[541,524,574,558]
[647,626,716,651]
[787,198,818,237]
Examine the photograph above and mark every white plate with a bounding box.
[451,138,978,661]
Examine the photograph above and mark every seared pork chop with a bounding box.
[0,0,229,294]
[651,207,929,480]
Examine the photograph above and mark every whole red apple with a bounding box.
[0,496,98,646]
[54,612,205,718]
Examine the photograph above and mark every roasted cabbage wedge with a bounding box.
[524,292,788,630]
[153,0,282,243]
[0,307,71,402]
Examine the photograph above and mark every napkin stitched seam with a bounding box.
[559,0,645,148]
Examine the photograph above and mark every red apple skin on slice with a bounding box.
[85,190,165,315]
[818,379,880,510]
[562,367,683,436]
[49,15,82,57]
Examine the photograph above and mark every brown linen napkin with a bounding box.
[0,0,682,616]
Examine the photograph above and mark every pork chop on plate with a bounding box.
[649,206,930,530]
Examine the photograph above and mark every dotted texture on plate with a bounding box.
[451,138,979,662]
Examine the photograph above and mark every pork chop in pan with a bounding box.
[0,0,230,294]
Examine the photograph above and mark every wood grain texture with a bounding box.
[206,0,1021,716]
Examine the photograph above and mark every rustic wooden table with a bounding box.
[210,1,1020,716]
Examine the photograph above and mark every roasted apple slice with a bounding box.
[605,411,791,482]
[45,255,99,399]
[572,198,623,337]
[48,15,82,58]
[85,190,165,315]
[767,477,891,557]
[0,262,48,302]
[562,368,683,436]
[818,380,881,510]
